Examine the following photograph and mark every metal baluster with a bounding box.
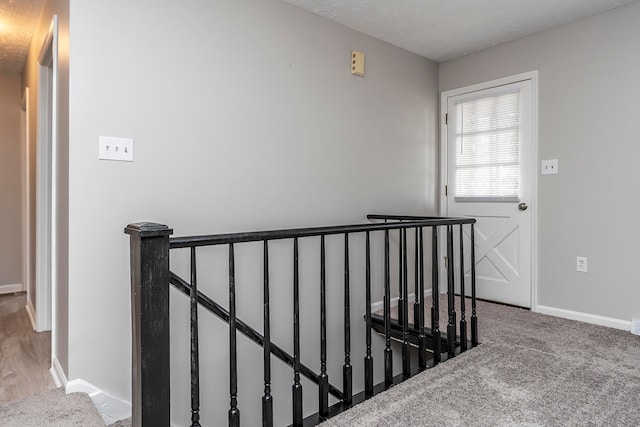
[417,228,427,371]
[431,227,441,365]
[384,230,393,388]
[262,241,273,427]
[229,244,240,427]
[414,228,420,329]
[190,247,201,427]
[401,228,410,378]
[446,226,457,358]
[319,235,329,418]
[471,224,478,347]
[364,231,374,397]
[459,225,468,352]
[343,234,353,406]
[397,228,405,326]
[292,238,303,426]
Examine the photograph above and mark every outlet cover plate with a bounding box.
[576,256,587,272]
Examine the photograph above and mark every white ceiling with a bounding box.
[283,0,639,62]
[0,0,45,74]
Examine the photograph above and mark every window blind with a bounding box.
[455,90,520,202]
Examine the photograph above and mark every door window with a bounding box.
[454,89,521,202]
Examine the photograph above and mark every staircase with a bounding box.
[125,214,478,426]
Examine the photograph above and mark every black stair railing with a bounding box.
[125,214,477,427]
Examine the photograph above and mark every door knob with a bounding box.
[518,202,528,211]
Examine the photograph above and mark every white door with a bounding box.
[443,76,536,308]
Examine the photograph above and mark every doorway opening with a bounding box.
[35,15,61,385]
[35,17,56,333]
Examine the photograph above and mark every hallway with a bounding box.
[0,292,55,404]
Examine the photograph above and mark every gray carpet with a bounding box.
[321,297,640,426]
[112,417,131,426]
[0,388,105,426]
[2,299,638,426]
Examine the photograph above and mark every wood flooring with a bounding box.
[0,292,56,404]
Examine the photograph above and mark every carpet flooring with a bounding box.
[2,296,638,426]
[321,296,640,426]
[0,388,105,426]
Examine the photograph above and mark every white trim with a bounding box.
[50,355,67,388]
[21,87,31,295]
[66,379,132,425]
[440,71,539,99]
[536,305,631,331]
[529,74,539,311]
[371,290,432,313]
[65,378,99,395]
[0,283,23,294]
[440,71,539,309]
[35,16,58,336]
[26,298,37,330]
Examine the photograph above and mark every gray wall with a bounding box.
[67,0,438,423]
[0,73,22,287]
[22,0,70,374]
[440,2,640,322]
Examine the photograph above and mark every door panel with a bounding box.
[446,79,533,308]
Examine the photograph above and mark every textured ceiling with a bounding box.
[283,0,639,62]
[0,0,45,75]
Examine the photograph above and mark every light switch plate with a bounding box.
[99,136,134,162]
[541,159,558,175]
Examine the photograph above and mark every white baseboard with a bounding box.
[536,305,631,331]
[0,283,23,295]
[25,298,37,330]
[65,378,97,395]
[50,356,67,388]
[371,289,433,313]
[66,379,132,425]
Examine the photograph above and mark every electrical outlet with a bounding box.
[541,159,558,175]
[576,256,587,273]
[99,136,134,162]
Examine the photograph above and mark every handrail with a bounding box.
[367,214,453,221]
[169,217,475,248]
[126,214,478,427]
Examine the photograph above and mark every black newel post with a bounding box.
[125,222,173,427]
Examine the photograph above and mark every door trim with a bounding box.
[35,16,58,338]
[439,71,539,311]
[21,88,31,301]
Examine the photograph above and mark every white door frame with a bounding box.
[35,16,58,340]
[439,71,539,311]
[21,88,31,301]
